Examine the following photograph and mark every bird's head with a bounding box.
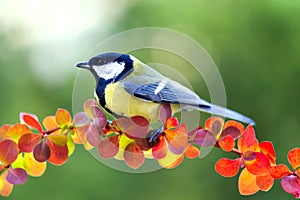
[76,52,136,82]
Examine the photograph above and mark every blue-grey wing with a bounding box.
[122,79,210,108]
[121,79,255,125]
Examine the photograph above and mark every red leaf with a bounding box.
[135,138,151,151]
[184,145,200,159]
[256,174,274,191]
[33,141,50,162]
[124,142,144,169]
[73,112,90,127]
[288,148,300,170]
[83,99,98,118]
[219,127,241,140]
[238,125,257,152]
[98,136,119,158]
[0,139,19,165]
[20,113,43,133]
[165,118,179,129]
[152,137,167,159]
[192,129,217,147]
[159,103,171,124]
[18,133,41,152]
[86,123,101,147]
[215,158,240,177]
[223,120,244,136]
[260,141,276,165]
[114,117,149,139]
[218,135,235,152]
[281,175,300,197]
[244,152,271,176]
[270,164,291,179]
[90,106,107,127]
[46,139,68,165]
[6,168,27,185]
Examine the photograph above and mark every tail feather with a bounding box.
[198,104,255,125]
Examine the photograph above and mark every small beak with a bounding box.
[76,62,90,69]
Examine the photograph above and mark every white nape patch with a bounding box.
[92,62,125,80]
[154,79,168,95]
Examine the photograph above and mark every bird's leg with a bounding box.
[148,126,164,146]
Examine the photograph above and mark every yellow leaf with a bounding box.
[23,152,47,177]
[238,168,260,195]
[0,171,13,197]
[11,154,24,169]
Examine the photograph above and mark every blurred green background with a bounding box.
[1,0,300,199]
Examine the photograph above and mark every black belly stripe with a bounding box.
[95,78,113,113]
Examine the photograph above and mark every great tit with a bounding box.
[76,52,255,125]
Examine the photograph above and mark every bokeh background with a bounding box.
[1,0,300,199]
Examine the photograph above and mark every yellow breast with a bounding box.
[104,82,180,122]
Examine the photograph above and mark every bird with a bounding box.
[76,52,255,126]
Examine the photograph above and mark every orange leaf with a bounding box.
[238,125,257,152]
[0,171,13,197]
[238,168,260,195]
[55,108,72,127]
[165,124,188,153]
[270,164,291,179]
[43,116,60,134]
[244,152,271,176]
[0,125,12,140]
[224,120,244,135]
[73,124,90,144]
[260,141,276,165]
[218,135,235,152]
[184,145,200,159]
[152,137,168,159]
[256,174,274,191]
[288,148,300,170]
[215,158,240,177]
[8,124,31,142]
[205,117,224,137]
[124,142,144,169]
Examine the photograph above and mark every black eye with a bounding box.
[88,57,107,66]
[88,53,124,66]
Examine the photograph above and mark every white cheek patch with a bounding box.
[92,62,125,80]
[154,79,168,95]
